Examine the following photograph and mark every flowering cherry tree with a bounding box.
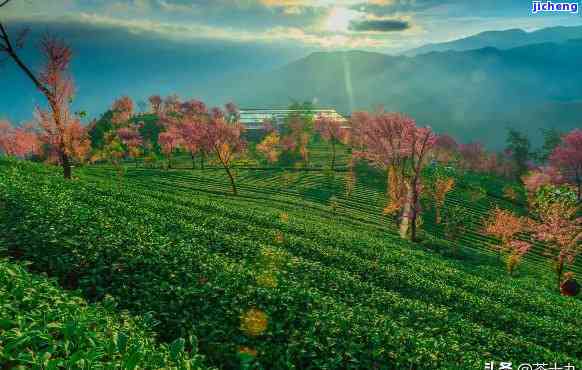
[354,111,435,240]
[158,124,183,170]
[0,121,41,158]
[163,95,182,115]
[204,107,246,195]
[117,126,143,167]
[314,116,346,170]
[1,30,89,178]
[165,99,209,169]
[528,201,581,290]
[433,134,458,164]
[348,111,371,153]
[522,166,563,194]
[458,142,485,172]
[180,121,205,169]
[404,126,437,240]
[111,96,134,126]
[484,207,531,275]
[550,129,582,201]
[256,132,281,164]
[428,176,455,224]
[280,106,315,167]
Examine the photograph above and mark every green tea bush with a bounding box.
[0,259,209,369]
[1,160,581,369]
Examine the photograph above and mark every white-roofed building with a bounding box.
[239,108,348,130]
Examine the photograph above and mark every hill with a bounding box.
[228,41,582,148]
[1,159,581,368]
[405,25,582,56]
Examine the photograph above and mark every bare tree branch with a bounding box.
[0,21,52,100]
[0,0,14,8]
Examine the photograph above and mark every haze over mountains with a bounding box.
[3,23,582,148]
[405,25,582,55]
[225,26,582,148]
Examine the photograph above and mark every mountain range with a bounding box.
[405,25,582,55]
[3,23,582,148]
[225,36,582,148]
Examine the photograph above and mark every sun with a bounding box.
[324,7,360,33]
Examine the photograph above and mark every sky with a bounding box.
[1,0,582,123]
[3,0,582,53]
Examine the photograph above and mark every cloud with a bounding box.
[59,13,385,49]
[349,18,410,32]
[156,0,193,12]
[353,0,451,16]
[260,0,306,5]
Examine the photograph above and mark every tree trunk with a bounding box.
[409,179,420,241]
[330,140,336,171]
[1,28,73,180]
[435,206,441,224]
[224,166,238,195]
[556,257,565,291]
[498,240,505,261]
[191,152,196,170]
[61,151,72,180]
[399,182,412,239]
[200,153,205,170]
[167,154,172,170]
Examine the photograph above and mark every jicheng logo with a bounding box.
[532,1,579,14]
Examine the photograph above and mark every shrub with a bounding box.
[0,259,209,369]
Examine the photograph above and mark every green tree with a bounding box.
[536,128,562,163]
[506,129,531,179]
[281,102,315,167]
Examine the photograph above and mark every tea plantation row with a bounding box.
[1,160,581,369]
[0,258,209,369]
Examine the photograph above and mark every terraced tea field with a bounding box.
[1,159,581,369]
[0,259,209,368]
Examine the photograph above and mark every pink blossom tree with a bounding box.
[458,142,485,172]
[111,96,134,126]
[550,129,582,201]
[314,116,346,170]
[433,134,458,164]
[528,201,581,290]
[204,107,246,195]
[158,124,183,170]
[403,126,437,240]
[169,99,209,169]
[1,29,88,178]
[256,131,281,164]
[117,126,143,167]
[354,111,435,240]
[484,207,531,275]
[0,120,41,158]
[522,166,563,195]
[163,94,182,115]
[349,111,372,151]
[281,107,314,167]
[181,120,207,169]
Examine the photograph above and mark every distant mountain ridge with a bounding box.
[227,39,582,148]
[405,25,582,56]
